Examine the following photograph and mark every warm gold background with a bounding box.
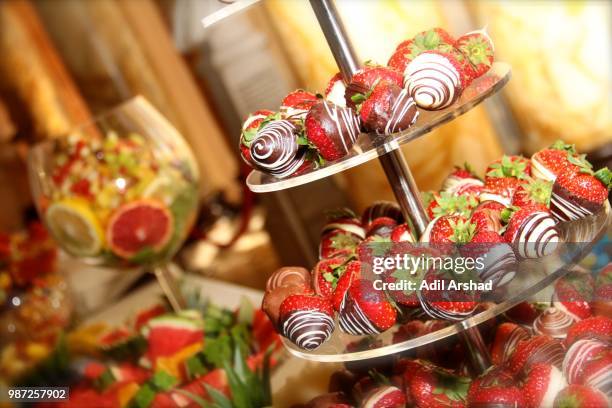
[266,0,611,210]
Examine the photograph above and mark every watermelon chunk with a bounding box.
[142,313,204,364]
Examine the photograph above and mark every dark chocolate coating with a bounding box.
[363,83,419,134]
[281,309,334,350]
[307,101,361,160]
[361,201,404,227]
[550,182,601,222]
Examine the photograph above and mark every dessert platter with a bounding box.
[230,0,612,372]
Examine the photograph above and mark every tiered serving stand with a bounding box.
[205,0,611,374]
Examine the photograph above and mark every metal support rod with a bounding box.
[310,0,492,373]
[459,325,492,375]
[309,0,429,237]
[154,265,186,312]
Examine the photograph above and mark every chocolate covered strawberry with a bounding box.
[365,216,398,238]
[338,279,396,335]
[467,368,524,408]
[470,200,505,233]
[563,339,609,384]
[304,100,361,161]
[239,110,276,165]
[508,335,565,376]
[553,385,609,408]
[390,223,415,243]
[324,72,346,107]
[418,269,478,321]
[427,192,478,219]
[550,166,611,222]
[580,350,612,396]
[502,204,560,259]
[404,50,472,110]
[462,229,517,289]
[358,82,419,134]
[455,28,494,80]
[531,140,580,182]
[441,163,484,197]
[552,269,594,321]
[345,65,403,110]
[420,215,475,247]
[262,283,313,327]
[522,363,567,408]
[387,28,456,75]
[321,208,365,239]
[312,257,349,299]
[361,201,404,228]
[332,260,361,311]
[511,177,553,208]
[482,155,531,204]
[565,316,612,346]
[490,322,530,365]
[407,362,470,408]
[278,294,334,350]
[280,89,319,121]
[249,119,309,178]
[361,385,406,408]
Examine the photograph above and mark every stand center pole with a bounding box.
[309,0,492,373]
[309,0,429,237]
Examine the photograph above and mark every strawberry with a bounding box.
[407,362,470,408]
[322,208,365,236]
[338,279,396,335]
[324,72,347,108]
[563,339,609,384]
[511,177,553,208]
[319,230,361,259]
[523,363,567,408]
[356,235,393,265]
[358,81,419,134]
[441,163,484,197]
[553,385,609,408]
[461,229,516,288]
[383,254,427,308]
[361,385,406,408]
[332,260,361,311]
[531,139,580,182]
[239,110,276,165]
[280,89,318,121]
[345,65,403,110]
[421,215,475,246]
[550,166,611,222]
[502,204,560,259]
[470,201,505,233]
[455,28,494,79]
[565,316,612,346]
[490,322,530,365]
[483,155,531,204]
[387,28,456,74]
[580,350,612,395]
[593,265,612,318]
[404,50,472,110]
[312,257,349,298]
[278,294,335,350]
[486,155,532,179]
[303,392,352,407]
[553,270,594,321]
[427,192,478,219]
[304,100,361,161]
[390,223,415,243]
[366,216,398,238]
[361,201,404,228]
[467,369,524,408]
[419,269,478,320]
[508,335,565,376]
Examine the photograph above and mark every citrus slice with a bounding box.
[106,199,174,260]
[45,199,104,257]
[141,175,185,207]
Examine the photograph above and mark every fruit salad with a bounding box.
[37,132,199,266]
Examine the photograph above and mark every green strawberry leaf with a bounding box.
[594,167,612,189]
[351,93,367,104]
[550,139,577,154]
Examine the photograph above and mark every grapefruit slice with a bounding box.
[45,199,103,256]
[106,199,173,259]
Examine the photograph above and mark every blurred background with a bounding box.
[0,0,609,310]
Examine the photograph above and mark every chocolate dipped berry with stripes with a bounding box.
[338,279,396,335]
[249,119,307,178]
[278,294,335,351]
[304,100,361,161]
[358,82,419,135]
